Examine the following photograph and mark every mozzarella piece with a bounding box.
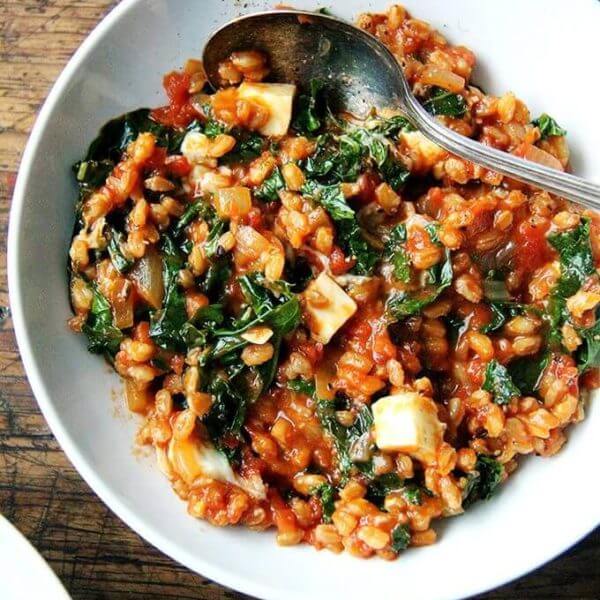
[181,131,211,163]
[237,82,296,137]
[304,272,357,344]
[168,435,265,499]
[372,392,445,464]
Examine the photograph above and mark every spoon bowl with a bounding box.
[203,9,600,210]
[203,10,408,117]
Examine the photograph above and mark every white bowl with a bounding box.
[8,1,600,599]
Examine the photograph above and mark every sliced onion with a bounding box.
[419,65,465,93]
[516,143,564,171]
[129,246,164,309]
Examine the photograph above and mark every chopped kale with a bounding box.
[390,524,411,553]
[106,228,133,273]
[317,402,374,479]
[482,359,521,405]
[463,455,503,506]
[287,378,317,396]
[507,352,550,395]
[292,79,327,136]
[423,87,467,118]
[82,282,124,356]
[366,472,403,506]
[203,375,248,450]
[577,318,600,373]
[313,483,336,522]
[386,247,452,319]
[532,114,567,139]
[254,168,285,201]
[148,236,186,350]
[480,302,527,334]
[384,223,411,282]
[303,181,378,275]
[548,219,594,298]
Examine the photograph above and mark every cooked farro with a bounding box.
[67,4,599,559]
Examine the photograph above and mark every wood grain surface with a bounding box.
[0,2,597,599]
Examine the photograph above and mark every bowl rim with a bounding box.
[6,1,598,599]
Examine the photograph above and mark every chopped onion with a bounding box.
[419,65,465,93]
[129,246,164,309]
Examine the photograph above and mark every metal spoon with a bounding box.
[203,9,600,210]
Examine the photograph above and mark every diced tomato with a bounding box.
[170,354,185,375]
[145,147,167,171]
[165,154,191,177]
[467,356,485,386]
[370,318,397,365]
[513,218,553,276]
[547,354,579,397]
[132,321,152,343]
[330,245,356,275]
[151,70,197,128]
[581,368,600,390]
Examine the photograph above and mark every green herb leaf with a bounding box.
[384,223,411,282]
[386,248,452,319]
[482,359,521,405]
[390,524,411,553]
[292,79,326,135]
[548,219,594,298]
[317,402,374,479]
[149,236,186,350]
[577,319,600,373]
[254,167,285,201]
[81,282,124,356]
[423,87,467,118]
[107,228,134,273]
[313,483,336,522]
[463,455,503,506]
[287,378,317,396]
[481,302,527,334]
[532,114,567,139]
[507,352,550,394]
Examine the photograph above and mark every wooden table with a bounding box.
[0,1,598,598]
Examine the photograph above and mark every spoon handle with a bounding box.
[404,94,600,211]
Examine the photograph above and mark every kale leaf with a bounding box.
[384,223,411,282]
[254,168,285,201]
[390,524,411,553]
[316,401,374,479]
[532,114,567,139]
[149,236,186,350]
[292,79,327,136]
[480,302,527,334]
[287,378,317,396]
[313,483,336,523]
[82,282,124,356]
[386,248,452,319]
[548,219,594,298]
[482,359,521,405]
[106,227,134,273]
[577,318,600,373]
[303,181,378,275]
[463,455,504,507]
[423,87,467,118]
[507,352,550,395]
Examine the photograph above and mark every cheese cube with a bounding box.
[372,392,445,464]
[181,131,211,163]
[304,272,357,344]
[237,82,296,137]
[168,435,265,499]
